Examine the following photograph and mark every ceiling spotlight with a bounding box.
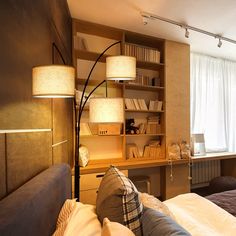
[142,15,149,25]
[185,28,189,38]
[217,37,222,48]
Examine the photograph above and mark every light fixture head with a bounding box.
[185,28,190,38]
[89,97,124,123]
[217,37,222,48]
[106,55,136,81]
[142,15,149,25]
[32,65,75,98]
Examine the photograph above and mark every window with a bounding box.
[190,53,236,152]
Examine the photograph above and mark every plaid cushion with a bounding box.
[96,166,143,236]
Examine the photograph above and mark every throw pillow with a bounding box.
[96,166,143,236]
[141,207,191,236]
[139,193,175,220]
[102,218,135,236]
[53,200,101,236]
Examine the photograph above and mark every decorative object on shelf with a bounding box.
[179,141,191,159]
[79,145,89,167]
[167,142,181,160]
[191,133,206,156]
[98,123,122,135]
[126,119,139,134]
[32,41,136,200]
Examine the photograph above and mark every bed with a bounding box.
[0,164,235,236]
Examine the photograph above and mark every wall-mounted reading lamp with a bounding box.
[32,41,136,200]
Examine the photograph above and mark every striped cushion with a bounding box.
[96,166,143,236]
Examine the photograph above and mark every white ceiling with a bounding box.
[67,0,236,61]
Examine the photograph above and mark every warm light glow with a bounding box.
[89,98,124,123]
[32,65,75,97]
[106,56,136,81]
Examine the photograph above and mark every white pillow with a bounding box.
[53,199,101,236]
[140,192,176,220]
[102,218,135,236]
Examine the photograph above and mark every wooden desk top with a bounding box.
[191,152,236,162]
[80,158,188,174]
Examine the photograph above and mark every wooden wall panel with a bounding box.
[0,0,52,130]
[165,41,190,145]
[0,0,73,199]
[53,142,69,164]
[162,41,191,199]
[6,132,52,193]
[53,99,73,165]
[0,134,6,199]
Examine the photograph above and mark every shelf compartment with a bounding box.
[124,83,164,91]
[125,109,164,113]
[76,78,122,88]
[125,133,165,137]
[81,134,125,137]
[75,49,110,63]
[137,60,165,70]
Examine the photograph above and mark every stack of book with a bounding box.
[143,140,162,159]
[126,143,140,159]
[124,43,160,63]
[149,100,163,111]
[146,116,161,134]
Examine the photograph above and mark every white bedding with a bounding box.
[164,193,236,236]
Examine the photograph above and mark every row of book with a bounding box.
[125,98,163,111]
[124,43,161,63]
[127,74,161,87]
[125,98,148,110]
[149,100,163,111]
[126,143,140,158]
[143,140,162,158]
[126,140,162,159]
[138,122,161,134]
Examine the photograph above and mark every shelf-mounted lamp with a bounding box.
[32,41,136,200]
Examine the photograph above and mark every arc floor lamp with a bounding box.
[32,41,136,200]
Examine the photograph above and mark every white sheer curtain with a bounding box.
[191,53,236,152]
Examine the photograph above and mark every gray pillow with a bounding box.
[96,166,143,236]
[141,207,191,236]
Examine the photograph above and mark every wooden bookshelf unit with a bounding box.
[72,19,190,201]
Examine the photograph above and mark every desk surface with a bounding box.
[191,152,236,162]
[80,158,188,174]
[78,153,236,175]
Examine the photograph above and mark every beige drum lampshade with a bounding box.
[106,56,136,81]
[32,65,75,97]
[89,97,124,123]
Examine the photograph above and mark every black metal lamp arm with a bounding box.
[78,40,121,115]
[74,40,122,200]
